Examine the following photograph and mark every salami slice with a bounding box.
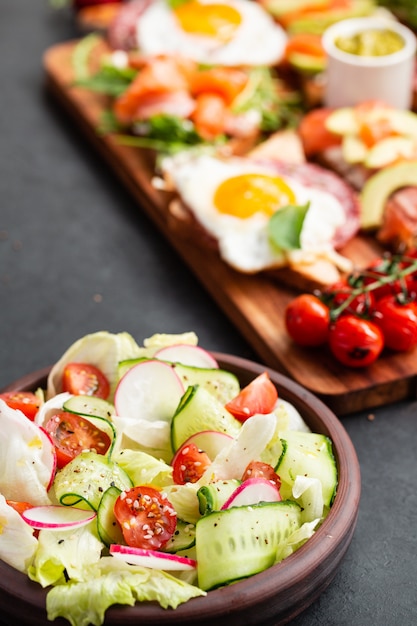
[252,160,361,249]
[107,0,152,50]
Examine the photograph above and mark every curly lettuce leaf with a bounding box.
[0,495,38,573]
[28,523,103,588]
[46,556,206,626]
[114,448,173,487]
[0,400,54,505]
[47,331,142,400]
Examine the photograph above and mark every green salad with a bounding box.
[0,331,337,626]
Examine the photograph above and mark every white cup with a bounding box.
[322,17,417,110]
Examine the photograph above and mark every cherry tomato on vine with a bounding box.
[328,315,384,368]
[114,486,177,550]
[62,363,110,399]
[401,250,417,298]
[44,411,111,468]
[0,391,40,421]
[373,295,417,352]
[359,256,407,301]
[322,280,375,316]
[225,372,278,421]
[171,441,212,484]
[285,294,330,347]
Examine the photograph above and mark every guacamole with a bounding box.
[335,28,405,56]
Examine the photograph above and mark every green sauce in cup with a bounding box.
[335,29,405,57]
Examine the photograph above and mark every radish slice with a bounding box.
[22,505,96,530]
[110,544,197,570]
[221,477,281,510]
[172,430,233,463]
[114,360,184,422]
[154,344,219,369]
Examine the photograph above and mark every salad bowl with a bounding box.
[0,352,361,626]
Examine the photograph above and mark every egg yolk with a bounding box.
[214,173,297,218]
[173,0,242,42]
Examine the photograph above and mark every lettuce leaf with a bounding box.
[46,331,142,400]
[0,495,38,573]
[46,556,206,626]
[28,523,103,587]
[199,412,276,483]
[114,448,173,488]
[275,519,320,563]
[0,400,54,504]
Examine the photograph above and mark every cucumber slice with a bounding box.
[173,363,240,404]
[170,385,241,451]
[118,357,147,380]
[164,519,196,553]
[97,485,124,547]
[196,501,301,590]
[276,431,337,507]
[53,450,133,510]
[197,480,241,515]
[63,395,115,420]
[118,357,240,404]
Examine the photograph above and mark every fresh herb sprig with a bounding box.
[319,253,417,322]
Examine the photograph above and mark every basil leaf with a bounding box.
[268,202,310,251]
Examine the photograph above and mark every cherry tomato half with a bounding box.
[328,315,384,368]
[0,391,40,421]
[171,441,212,484]
[285,294,330,347]
[225,372,278,422]
[44,411,111,468]
[114,486,177,550]
[62,363,110,399]
[241,461,281,492]
[373,295,417,352]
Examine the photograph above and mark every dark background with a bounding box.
[1,2,417,624]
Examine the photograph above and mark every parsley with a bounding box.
[232,67,303,132]
[75,66,137,97]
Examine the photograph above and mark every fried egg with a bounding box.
[136,0,287,66]
[162,154,349,273]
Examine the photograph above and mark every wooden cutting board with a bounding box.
[43,39,417,415]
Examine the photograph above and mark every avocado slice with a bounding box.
[360,161,417,230]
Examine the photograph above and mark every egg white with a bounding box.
[164,154,347,273]
[136,0,287,66]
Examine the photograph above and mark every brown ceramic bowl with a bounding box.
[0,353,361,626]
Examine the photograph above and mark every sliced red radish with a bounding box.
[114,360,185,421]
[154,344,219,369]
[172,430,233,463]
[110,544,197,570]
[221,477,281,510]
[22,505,96,530]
